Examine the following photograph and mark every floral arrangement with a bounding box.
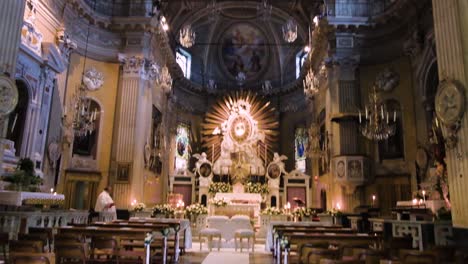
[244,182,269,196]
[326,208,343,217]
[132,202,146,212]
[261,206,283,215]
[292,207,316,218]
[209,197,228,207]
[208,182,232,194]
[2,158,43,192]
[185,203,208,217]
[152,204,175,216]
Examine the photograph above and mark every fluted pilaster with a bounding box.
[0,0,25,74]
[432,0,468,227]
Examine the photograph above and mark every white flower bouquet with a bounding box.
[132,202,146,212]
[152,204,175,216]
[209,197,228,207]
[292,207,316,217]
[244,182,269,195]
[261,206,283,215]
[208,182,232,194]
[185,203,208,217]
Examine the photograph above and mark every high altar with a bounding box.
[210,191,262,219]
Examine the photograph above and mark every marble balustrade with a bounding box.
[0,210,89,239]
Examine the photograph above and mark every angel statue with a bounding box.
[268,153,288,189]
[193,152,212,187]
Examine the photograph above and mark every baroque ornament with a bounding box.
[82,67,104,91]
[434,80,466,149]
[0,75,19,117]
[375,67,400,92]
[159,66,173,94]
[201,91,279,179]
[179,25,196,48]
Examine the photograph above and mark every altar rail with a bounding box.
[0,210,89,239]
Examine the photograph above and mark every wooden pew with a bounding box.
[91,221,181,262]
[281,233,382,264]
[57,226,170,264]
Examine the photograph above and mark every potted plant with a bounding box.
[2,158,42,192]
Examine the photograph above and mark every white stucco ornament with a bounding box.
[82,67,104,91]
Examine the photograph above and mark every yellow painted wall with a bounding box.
[63,53,119,192]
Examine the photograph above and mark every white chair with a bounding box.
[199,216,227,251]
[232,215,255,252]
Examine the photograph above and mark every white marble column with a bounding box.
[432,0,468,227]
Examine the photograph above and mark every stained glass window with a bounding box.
[175,123,190,172]
[295,127,308,172]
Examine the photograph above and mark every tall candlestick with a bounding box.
[212,144,214,164]
[359,110,362,123]
[393,110,396,122]
[386,112,389,124]
[381,106,384,119]
[422,190,426,204]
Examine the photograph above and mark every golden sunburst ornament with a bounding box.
[202,91,279,166]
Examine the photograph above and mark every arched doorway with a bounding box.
[6,80,29,156]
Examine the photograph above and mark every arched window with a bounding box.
[378,99,404,160]
[176,49,191,78]
[296,50,308,79]
[72,98,100,159]
[6,80,29,156]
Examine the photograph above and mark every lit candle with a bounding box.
[50,188,54,193]
[422,190,426,204]
[412,198,418,206]
[53,192,57,196]
[393,110,396,122]
[365,106,368,119]
[359,110,362,123]
[372,195,376,206]
[336,203,341,210]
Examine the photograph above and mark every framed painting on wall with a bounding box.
[116,162,132,183]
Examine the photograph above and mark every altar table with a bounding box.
[0,191,65,206]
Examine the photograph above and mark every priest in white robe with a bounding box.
[95,186,117,220]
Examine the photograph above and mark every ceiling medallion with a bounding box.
[179,25,195,48]
[282,17,298,43]
[434,80,466,149]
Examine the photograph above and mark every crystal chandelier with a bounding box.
[282,17,298,43]
[359,85,397,141]
[209,0,221,21]
[303,68,319,97]
[68,2,99,138]
[257,0,272,20]
[179,25,195,48]
[70,84,98,137]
